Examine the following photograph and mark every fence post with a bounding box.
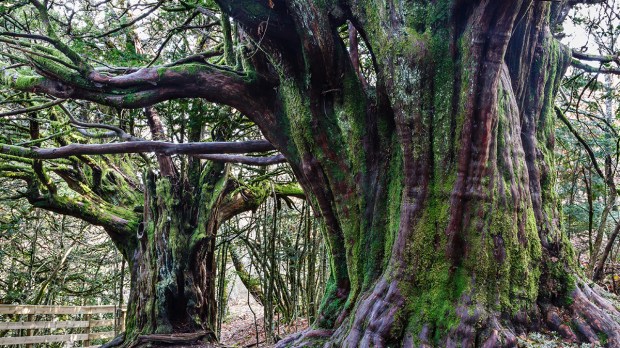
[84,313,91,347]
[26,314,34,348]
[119,309,126,333]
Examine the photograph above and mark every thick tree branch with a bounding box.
[214,0,296,41]
[572,50,620,64]
[144,107,176,177]
[1,140,275,159]
[27,191,138,244]
[2,63,274,120]
[218,181,304,222]
[348,23,367,90]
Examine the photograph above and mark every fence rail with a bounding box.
[0,305,126,347]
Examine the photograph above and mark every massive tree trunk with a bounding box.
[122,161,302,346]
[124,165,227,344]
[23,161,229,345]
[219,0,620,346]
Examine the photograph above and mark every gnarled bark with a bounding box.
[124,165,304,346]
[121,163,229,344]
[237,0,620,346]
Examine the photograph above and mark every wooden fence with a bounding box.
[0,305,126,347]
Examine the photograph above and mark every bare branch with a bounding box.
[73,128,118,139]
[1,140,275,159]
[572,50,620,64]
[0,31,57,45]
[0,98,65,117]
[193,153,286,165]
[92,0,164,39]
[58,104,139,141]
[555,106,606,180]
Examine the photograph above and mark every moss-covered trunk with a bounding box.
[215,0,620,346]
[123,163,229,345]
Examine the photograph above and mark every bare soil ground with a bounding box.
[219,284,308,348]
[220,302,308,347]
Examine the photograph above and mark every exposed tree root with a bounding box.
[543,305,578,342]
[445,304,518,348]
[100,334,125,348]
[275,278,405,348]
[337,279,405,347]
[275,329,334,347]
[541,280,620,346]
[565,281,620,346]
[276,278,620,348]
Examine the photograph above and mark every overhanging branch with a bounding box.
[555,106,606,180]
[571,59,620,75]
[2,63,274,120]
[1,140,275,159]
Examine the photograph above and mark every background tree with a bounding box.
[0,206,126,307]
[555,0,620,288]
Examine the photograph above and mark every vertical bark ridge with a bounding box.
[445,0,524,266]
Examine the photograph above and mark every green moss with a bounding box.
[260,2,574,344]
[29,55,92,88]
[4,74,45,90]
[382,142,403,270]
[315,275,348,328]
[278,72,366,307]
[399,177,462,341]
[1,144,37,158]
[123,300,138,339]
[190,163,228,250]
[598,332,608,345]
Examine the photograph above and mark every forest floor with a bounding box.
[219,295,308,347]
[517,332,604,347]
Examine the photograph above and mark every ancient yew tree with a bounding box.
[0,99,297,343]
[3,0,620,346]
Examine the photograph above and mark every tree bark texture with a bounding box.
[125,163,228,342]
[122,165,300,345]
